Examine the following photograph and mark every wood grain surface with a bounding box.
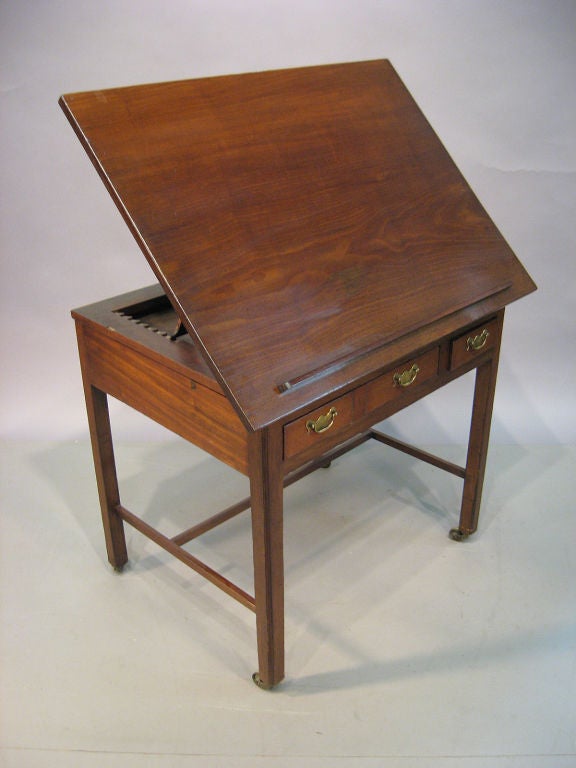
[60,60,535,430]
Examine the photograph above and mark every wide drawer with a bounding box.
[283,346,439,460]
[449,318,499,371]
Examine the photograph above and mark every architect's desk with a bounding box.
[61,61,536,688]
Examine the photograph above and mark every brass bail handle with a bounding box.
[393,363,419,388]
[466,328,489,352]
[306,407,338,434]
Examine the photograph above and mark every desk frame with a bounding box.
[74,289,503,689]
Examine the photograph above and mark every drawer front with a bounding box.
[284,391,355,459]
[284,347,439,460]
[363,347,440,414]
[450,318,498,371]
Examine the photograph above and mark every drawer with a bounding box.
[363,347,440,414]
[284,391,355,460]
[449,318,499,371]
[283,346,440,461]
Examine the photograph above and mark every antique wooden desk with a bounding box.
[60,60,535,688]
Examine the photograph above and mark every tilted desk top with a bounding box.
[60,60,535,431]
[61,61,536,689]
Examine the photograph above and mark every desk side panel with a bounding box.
[71,284,224,394]
[76,321,248,475]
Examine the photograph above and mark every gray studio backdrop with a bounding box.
[1,0,574,443]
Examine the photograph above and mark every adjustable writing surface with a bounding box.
[60,60,535,430]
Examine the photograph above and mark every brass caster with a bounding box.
[449,528,470,542]
[113,563,126,573]
[252,672,274,690]
[321,460,332,469]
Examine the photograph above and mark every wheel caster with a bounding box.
[113,563,126,573]
[252,672,274,690]
[449,528,470,542]
[321,460,332,469]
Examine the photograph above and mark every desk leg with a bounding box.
[249,428,285,689]
[82,383,128,570]
[452,346,501,541]
[76,324,127,569]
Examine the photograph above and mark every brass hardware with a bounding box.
[449,527,470,542]
[393,363,419,388]
[252,672,274,690]
[306,407,338,434]
[466,328,489,352]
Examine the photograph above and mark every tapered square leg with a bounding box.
[83,384,128,569]
[451,313,503,540]
[249,428,285,689]
[76,325,128,569]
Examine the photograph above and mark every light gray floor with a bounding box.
[1,439,575,767]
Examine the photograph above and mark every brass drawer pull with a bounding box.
[306,407,338,434]
[393,363,419,388]
[466,328,489,352]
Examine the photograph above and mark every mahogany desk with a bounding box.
[61,61,536,688]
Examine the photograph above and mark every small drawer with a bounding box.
[449,318,498,371]
[284,391,355,460]
[363,347,439,414]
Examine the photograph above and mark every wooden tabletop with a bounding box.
[60,60,535,430]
